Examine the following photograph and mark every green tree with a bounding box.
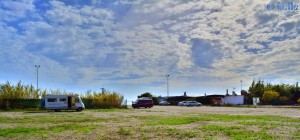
[138,92,153,98]
[279,96,288,104]
[248,80,264,98]
[138,92,159,105]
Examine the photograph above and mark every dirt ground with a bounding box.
[142,106,300,118]
[1,106,300,139]
[1,106,299,119]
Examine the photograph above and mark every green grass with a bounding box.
[135,113,300,139]
[0,127,46,138]
[0,110,299,139]
[49,124,96,133]
[139,113,299,126]
[0,113,101,124]
[118,127,132,135]
[0,124,97,138]
[201,125,273,140]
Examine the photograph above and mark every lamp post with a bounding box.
[166,75,170,97]
[35,65,40,90]
[240,80,243,92]
[101,88,105,94]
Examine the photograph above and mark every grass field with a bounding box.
[0,107,300,140]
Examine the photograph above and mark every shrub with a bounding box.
[297,98,300,104]
[279,96,288,104]
[262,90,279,103]
[82,90,124,108]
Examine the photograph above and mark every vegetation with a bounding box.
[137,92,159,105]
[0,81,39,99]
[0,81,124,109]
[248,80,300,105]
[83,89,124,108]
[262,90,280,103]
[0,110,299,139]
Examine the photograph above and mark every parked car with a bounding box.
[178,101,202,106]
[178,101,188,106]
[132,97,153,109]
[159,101,170,105]
[186,101,202,106]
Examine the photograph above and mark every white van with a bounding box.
[44,94,85,111]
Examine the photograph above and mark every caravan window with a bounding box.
[60,98,66,102]
[47,98,57,102]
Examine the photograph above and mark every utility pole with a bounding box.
[101,88,105,94]
[35,65,40,90]
[166,75,170,97]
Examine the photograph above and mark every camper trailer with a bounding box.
[44,94,85,111]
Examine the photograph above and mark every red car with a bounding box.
[132,97,153,109]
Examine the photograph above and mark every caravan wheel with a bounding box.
[76,107,83,112]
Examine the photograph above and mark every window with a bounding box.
[48,98,57,102]
[60,98,66,102]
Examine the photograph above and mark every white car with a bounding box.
[186,101,202,106]
[178,101,188,106]
[159,101,170,105]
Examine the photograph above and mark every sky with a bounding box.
[0,0,299,101]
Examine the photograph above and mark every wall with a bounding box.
[221,95,244,105]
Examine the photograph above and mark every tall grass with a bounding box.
[0,81,124,109]
[0,81,39,99]
[82,89,124,108]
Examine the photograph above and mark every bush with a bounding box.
[0,99,41,109]
[82,90,124,108]
[279,96,288,104]
[297,98,300,104]
[262,90,279,104]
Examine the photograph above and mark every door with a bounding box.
[68,96,72,109]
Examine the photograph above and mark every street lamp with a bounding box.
[166,75,170,97]
[240,80,243,92]
[101,88,105,94]
[35,65,40,90]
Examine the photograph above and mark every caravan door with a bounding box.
[68,96,76,109]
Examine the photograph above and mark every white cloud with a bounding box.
[0,0,36,22]
[0,0,299,99]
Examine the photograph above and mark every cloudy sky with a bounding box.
[0,0,299,101]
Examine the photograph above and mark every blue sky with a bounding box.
[0,0,299,101]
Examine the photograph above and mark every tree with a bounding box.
[262,90,279,104]
[138,92,153,98]
[291,82,300,103]
[248,80,264,98]
[279,96,288,104]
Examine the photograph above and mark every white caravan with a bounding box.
[44,94,85,111]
